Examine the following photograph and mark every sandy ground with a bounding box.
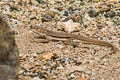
[0,0,120,80]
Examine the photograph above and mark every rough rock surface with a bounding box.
[0,16,19,80]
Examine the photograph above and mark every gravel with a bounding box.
[0,0,120,80]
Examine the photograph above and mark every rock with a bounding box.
[113,18,120,25]
[31,77,41,80]
[57,19,81,33]
[36,49,44,54]
[31,0,39,5]
[22,0,31,3]
[48,0,55,5]
[88,9,99,17]
[104,11,116,18]
[64,10,69,16]
[0,16,19,80]
[41,14,53,22]
[92,0,99,3]
[36,0,43,3]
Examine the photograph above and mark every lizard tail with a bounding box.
[74,35,117,58]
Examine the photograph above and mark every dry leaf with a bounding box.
[39,52,53,61]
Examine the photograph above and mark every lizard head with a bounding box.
[30,25,49,34]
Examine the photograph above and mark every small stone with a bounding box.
[64,10,69,16]
[104,11,116,18]
[36,0,43,3]
[56,44,64,49]
[36,49,44,54]
[88,9,99,17]
[57,19,81,33]
[41,14,53,22]
[70,74,75,78]
[60,58,71,65]
[92,0,99,3]
[12,30,18,35]
[12,13,17,19]
[85,70,92,75]
[10,5,19,11]
[113,18,120,25]
[30,17,37,20]
[22,0,30,3]
[48,0,55,5]
[83,24,88,28]
[72,43,78,48]
[31,77,41,80]
[30,20,37,25]
[96,24,105,29]
[116,11,120,16]
[70,13,81,22]
[101,58,108,65]
[31,0,39,5]
[54,50,63,56]
[23,63,32,70]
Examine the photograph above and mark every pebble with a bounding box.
[85,70,92,75]
[101,58,109,65]
[60,58,71,65]
[64,10,69,16]
[36,0,43,3]
[83,24,88,28]
[113,18,120,25]
[88,9,99,17]
[104,11,116,18]
[0,0,119,80]
[31,77,41,80]
[92,0,99,3]
[41,14,53,22]
[57,19,81,33]
[36,49,44,54]
[70,74,75,78]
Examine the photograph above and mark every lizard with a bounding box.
[31,26,117,58]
